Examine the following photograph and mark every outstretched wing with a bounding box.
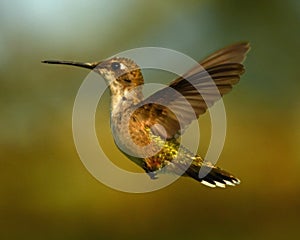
[131,42,250,139]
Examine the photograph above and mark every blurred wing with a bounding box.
[131,42,250,139]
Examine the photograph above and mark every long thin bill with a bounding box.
[41,60,98,69]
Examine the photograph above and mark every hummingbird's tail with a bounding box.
[185,164,240,188]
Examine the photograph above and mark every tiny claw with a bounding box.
[147,171,158,179]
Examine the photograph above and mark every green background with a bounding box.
[1,0,299,239]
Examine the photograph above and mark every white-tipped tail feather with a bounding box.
[186,165,240,188]
[200,178,240,188]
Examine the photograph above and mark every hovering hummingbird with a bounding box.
[42,42,250,188]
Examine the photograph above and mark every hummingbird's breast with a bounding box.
[111,103,154,155]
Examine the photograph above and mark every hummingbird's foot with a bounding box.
[146,171,158,179]
[147,172,158,179]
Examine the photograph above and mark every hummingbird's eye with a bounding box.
[111,62,121,70]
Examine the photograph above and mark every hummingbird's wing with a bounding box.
[131,42,250,139]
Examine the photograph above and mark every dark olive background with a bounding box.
[1,0,299,239]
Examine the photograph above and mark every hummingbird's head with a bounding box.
[95,57,144,89]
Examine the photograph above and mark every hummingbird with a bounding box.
[42,42,250,188]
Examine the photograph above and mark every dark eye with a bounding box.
[111,62,120,70]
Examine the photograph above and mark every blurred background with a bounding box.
[1,0,299,239]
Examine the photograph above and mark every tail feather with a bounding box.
[186,165,240,188]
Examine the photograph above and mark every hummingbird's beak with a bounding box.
[41,60,101,70]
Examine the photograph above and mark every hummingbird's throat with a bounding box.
[109,80,143,111]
